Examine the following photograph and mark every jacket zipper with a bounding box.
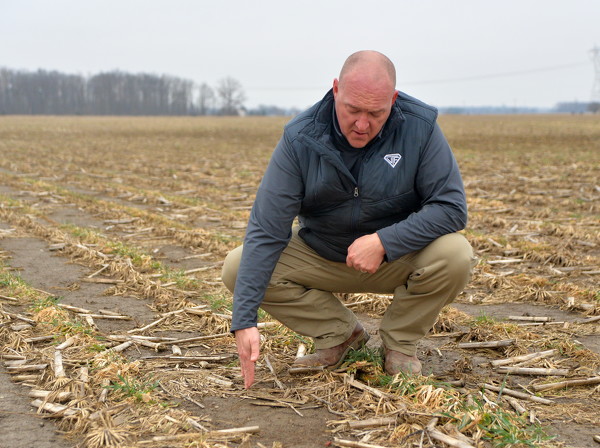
[301,134,364,237]
[351,186,360,237]
[351,148,368,238]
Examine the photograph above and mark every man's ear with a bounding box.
[333,78,339,97]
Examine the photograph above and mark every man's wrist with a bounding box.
[374,231,388,259]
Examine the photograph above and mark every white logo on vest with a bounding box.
[383,153,402,168]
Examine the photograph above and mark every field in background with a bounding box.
[0,114,598,448]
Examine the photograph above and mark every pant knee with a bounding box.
[221,245,243,292]
[409,233,475,296]
[433,233,475,278]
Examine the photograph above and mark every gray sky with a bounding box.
[1,0,598,109]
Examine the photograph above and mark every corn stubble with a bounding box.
[0,115,599,447]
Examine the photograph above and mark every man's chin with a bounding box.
[347,131,373,148]
[349,140,368,149]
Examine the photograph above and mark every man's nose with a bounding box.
[355,114,369,131]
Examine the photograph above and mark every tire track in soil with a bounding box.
[0,236,156,333]
[40,198,215,272]
[0,228,96,447]
[1,183,219,272]
[0,366,73,448]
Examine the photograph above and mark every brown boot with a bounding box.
[384,347,422,375]
[292,323,369,370]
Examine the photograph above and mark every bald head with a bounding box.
[332,51,399,148]
[339,50,396,89]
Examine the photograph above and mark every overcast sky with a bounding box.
[1,0,598,109]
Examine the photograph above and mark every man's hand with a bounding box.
[346,233,386,274]
[234,327,260,389]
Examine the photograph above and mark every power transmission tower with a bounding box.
[590,46,600,103]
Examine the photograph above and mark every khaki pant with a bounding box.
[222,228,475,356]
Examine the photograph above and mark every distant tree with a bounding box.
[197,83,215,115]
[85,71,195,115]
[0,68,85,114]
[168,76,194,115]
[216,77,246,115]
[61,73,86,114]
[0,67,252,116]
[87,72,115,114]
[588,102,600,114]
[0,69,10,114]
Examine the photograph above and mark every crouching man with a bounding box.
[222,50,474,388]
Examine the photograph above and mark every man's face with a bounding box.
[333,75,398,148]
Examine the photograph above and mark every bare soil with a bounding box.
[0,366,73,448]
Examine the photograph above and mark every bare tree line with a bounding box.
[0,68,246,115]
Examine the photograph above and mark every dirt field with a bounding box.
[0,114,598,448]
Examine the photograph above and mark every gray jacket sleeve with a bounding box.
[231,134,304,331]
[376,123,467,261]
